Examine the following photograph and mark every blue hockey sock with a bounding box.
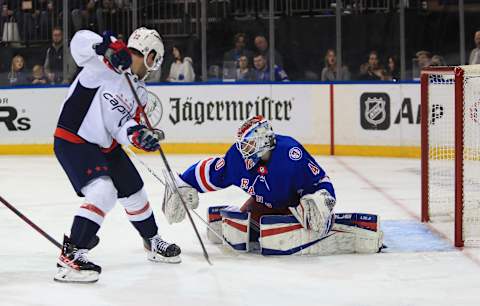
[70,216,100,249]
[131,213,158,239]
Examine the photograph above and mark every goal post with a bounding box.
[421,65,480,247]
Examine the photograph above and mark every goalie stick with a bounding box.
[0,195,62,249]
[124,72,212,265]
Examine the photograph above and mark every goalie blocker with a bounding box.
[208,206,383,255]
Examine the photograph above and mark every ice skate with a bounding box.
[54,235,101,283]
[143,234,181,264]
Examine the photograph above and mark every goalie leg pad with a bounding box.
[332,213,383,254]
[259,213,383,255]
[260,215,327,255]
[220,206,250,252]
[206,205,228,244]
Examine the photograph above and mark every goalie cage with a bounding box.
[421,65,480,247]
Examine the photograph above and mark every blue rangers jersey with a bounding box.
[180,135,335,209]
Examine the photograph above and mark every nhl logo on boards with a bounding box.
[360,93,390,130]
[288,147,302,161]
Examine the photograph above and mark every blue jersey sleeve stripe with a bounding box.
[194,158,222,192]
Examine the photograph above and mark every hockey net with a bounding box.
[421,65,480,247]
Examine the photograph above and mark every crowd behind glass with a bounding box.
[1,0,479,86]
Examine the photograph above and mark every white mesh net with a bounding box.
[460,66,480,246]
[426,66,480,246]
[427,72,455,222]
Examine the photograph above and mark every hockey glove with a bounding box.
[127,125,165,152]
[94,31,132,73]
[290,189,336,235]
[162,179,199,224]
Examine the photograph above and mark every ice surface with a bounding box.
[1,155,479,306]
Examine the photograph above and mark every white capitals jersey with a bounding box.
[55,30,147,149]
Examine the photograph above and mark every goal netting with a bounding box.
[421,65,480,247]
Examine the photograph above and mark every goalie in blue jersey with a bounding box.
[163,115,383,255]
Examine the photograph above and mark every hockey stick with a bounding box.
[123,145,238,252]
[0,195,62,249]
[124,73,212,265]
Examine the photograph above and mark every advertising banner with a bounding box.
[0,84,331,146]
[334,83,420,147]
[148,84,330,144]
[0,88,65,144]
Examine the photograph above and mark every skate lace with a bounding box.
[73,249,90,264]
[152,238,170,252]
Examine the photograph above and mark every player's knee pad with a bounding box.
[219,206,251,252]
[206,205,228,244]
[259,213,382,255]
[118,187,152,222]
[78,176,117,225]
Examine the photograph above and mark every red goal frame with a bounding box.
[420,66,465,247]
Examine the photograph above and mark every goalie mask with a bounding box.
[235,115,276,169]
[128,27,164,80]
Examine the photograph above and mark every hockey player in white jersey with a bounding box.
[53,28,180,283]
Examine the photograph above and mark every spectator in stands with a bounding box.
[167,44,195,82]
[358,50,385,81]
[1,1,14,41]
[1,1,21,42]
[254,35,284,67]
[7,55,28,86]
[36,0,58,40]
[236,55,255,81]
[321,49,350,81]
[43,26,65,84]
[96,0,129,35]
[469,31,480,65]
[385,55,400,81]
[31,64,47,84]
[207,65,221,82]
[71,0,98,32]
[253,53,288,82]
[430,55,446,66]
[223,33,254,65]
[19,0,41,42]
[415,50,432,70]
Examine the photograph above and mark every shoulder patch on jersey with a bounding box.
[214,158,225,171]
[288,147,303,161]
[308,162,320,175]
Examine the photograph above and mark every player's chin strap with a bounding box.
[122,145,238,254]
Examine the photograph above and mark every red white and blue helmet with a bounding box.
[235,115,276,168]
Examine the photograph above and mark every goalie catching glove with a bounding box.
[127,125,164,152]
[162,171,199,224]
[290,189,336,235]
